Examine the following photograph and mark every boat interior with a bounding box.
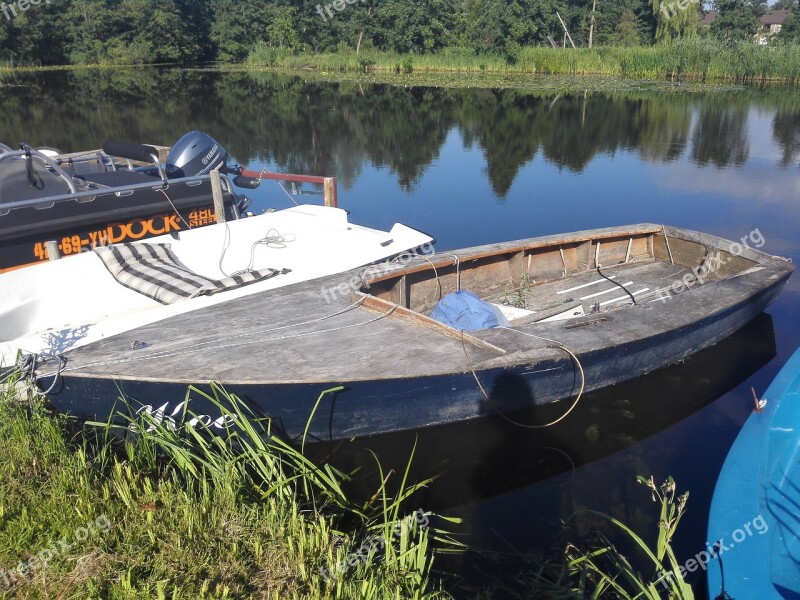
[358,226,763,328]
[0,144,159,204]
[0,135,240,211]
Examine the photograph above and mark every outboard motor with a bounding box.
[165,131,228,177]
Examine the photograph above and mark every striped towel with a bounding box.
[95,243,289,304]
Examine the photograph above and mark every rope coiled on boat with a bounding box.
[1,352,66,396]
[461,327,586,429]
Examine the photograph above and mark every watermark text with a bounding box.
[655,513,768,588]
[0,514,111,590]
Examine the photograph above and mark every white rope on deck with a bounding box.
[47,296,383,376]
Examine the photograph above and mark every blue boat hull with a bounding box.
[707,346,800,599]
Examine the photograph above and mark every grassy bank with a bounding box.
[248,40,800,84]
[0,373,699,598]
[0,380,449,599]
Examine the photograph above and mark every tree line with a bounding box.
[0,0,798,67]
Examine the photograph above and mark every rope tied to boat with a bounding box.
[228,228,296,277]
[595,240,638,306]
[36,355,66,395]
[257,167,299,206]
[157,188,192,229]
[2,351,66,396]
[0,353,34,392]
[43,296,380,376]
[452,254,461,291]
[460,327,585,429]
[596,264,638,306]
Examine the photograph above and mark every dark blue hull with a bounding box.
[47,276,787,442]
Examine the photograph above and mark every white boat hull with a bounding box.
[0,205,433,364]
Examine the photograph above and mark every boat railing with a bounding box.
[0,172,239,213]
[98,140,168,183]
[53,150,130,173]
[0,144,126,174]
[0,148,78,194]
[1,146,340,211]
[236,168,338,208]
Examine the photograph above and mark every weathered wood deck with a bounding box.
[44,225,791,387]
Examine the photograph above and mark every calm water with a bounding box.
[2,68,798,596]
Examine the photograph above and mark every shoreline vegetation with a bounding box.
[0,379,448,599]
[3,41,798,87]
[245,41,800,84]
[1,1,799,87]
[0,373,696,598]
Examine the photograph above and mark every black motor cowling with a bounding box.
[166,131,228,177]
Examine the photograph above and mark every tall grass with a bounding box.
[0,376,452,598]
[479,475,695,599]
[248,40,800,83]
[0,370,703,598]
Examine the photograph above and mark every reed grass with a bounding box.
[247,40,800,84]
[0,367,702,598]
[478,475,694,599]
[0,375,452,598]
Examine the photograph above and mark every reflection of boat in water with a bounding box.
[707,343,800,600]
[33,224,791,443]
[311,313,777,510]
[0,131,250,273]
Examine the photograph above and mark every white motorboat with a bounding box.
[0,203,433,365]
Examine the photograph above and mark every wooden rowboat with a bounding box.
[34,224,793,442]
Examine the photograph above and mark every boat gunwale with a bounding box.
[356,223,792,290]
[33,224,794,386]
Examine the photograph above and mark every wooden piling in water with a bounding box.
[45,241,60,261]
[210,168,227,224]
[324,177,338,208]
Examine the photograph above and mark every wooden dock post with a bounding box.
[45,241,61,261]
[323,177,338,208]
[210,168,227,223]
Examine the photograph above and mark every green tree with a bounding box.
[779,11,800,41]
[711,0,765,40]
[7,0,70,65]
[372,0,455,53]
[211,0,271,61]
[265,6,301,49]
[610,9,642,44]
[456,0,561,58]
[67,0,126,64]
[651,0,701,42]
[0,17,11,60]
[592,0,652,45]
[141,0,204,63]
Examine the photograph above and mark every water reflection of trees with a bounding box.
[690,100,749,168]
[773,110,800,168]
[1,69,797,196]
